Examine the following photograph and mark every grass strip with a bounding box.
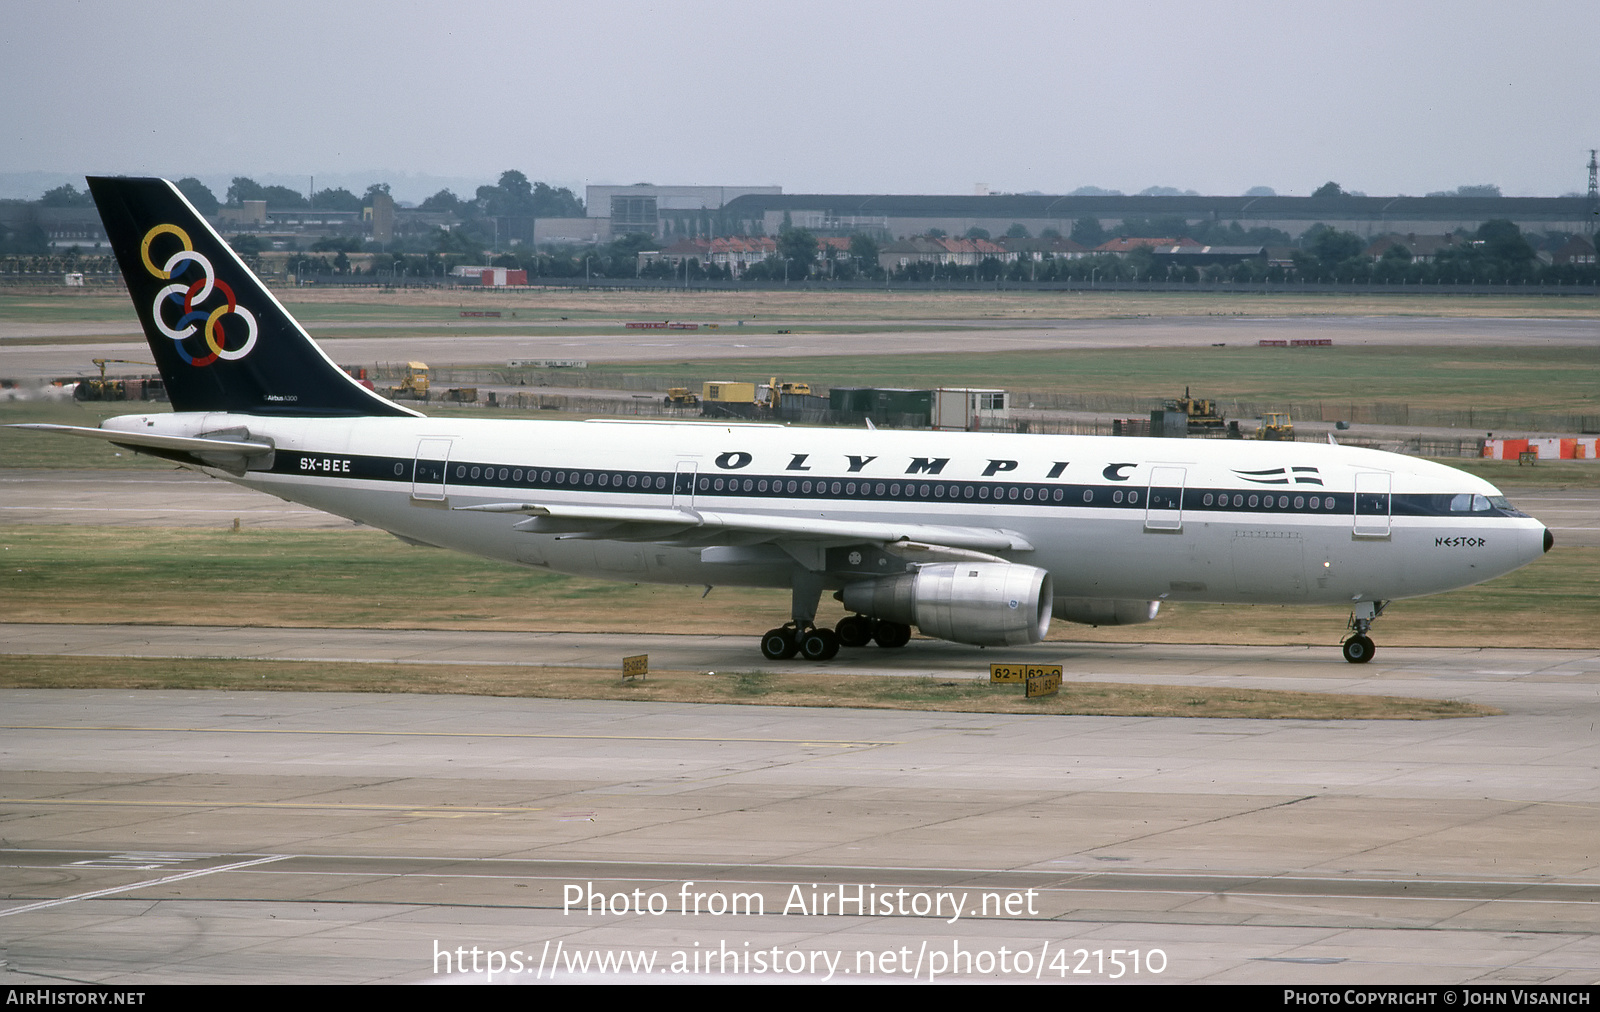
[0,654,1497,720]
[2,525,1594,647]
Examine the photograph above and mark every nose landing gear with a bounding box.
[1342,600,1387,664]
[1341,634,1375,664]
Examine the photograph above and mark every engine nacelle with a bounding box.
[840,562,1053,647]
[1052,598,1161,626]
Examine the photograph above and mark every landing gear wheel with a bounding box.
[800,627,840,661]
[1342,635,1375,664]
[873,621,912,649]
[760,627,798,660]
[835,615,874,648]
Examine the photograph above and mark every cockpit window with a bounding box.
[1412,493,1527,518]
[1448,493,1492,512]
[1488,495,1529,516]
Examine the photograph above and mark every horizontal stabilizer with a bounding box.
[10,423,273,455]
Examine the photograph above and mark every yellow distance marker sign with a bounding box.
[622,654,649,681]
[1026,671,1062,698]
[990,663,1063,684]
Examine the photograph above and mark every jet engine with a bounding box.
[1052,598,1161,626]
[840,562,1053,647]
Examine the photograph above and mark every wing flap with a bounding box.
[458,501,1034,552]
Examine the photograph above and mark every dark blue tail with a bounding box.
[87,176,416,418]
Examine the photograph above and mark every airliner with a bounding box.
[17,177,1552,663]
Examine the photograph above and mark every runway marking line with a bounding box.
[0,507,322,514]
[0,798,543,814]
[3,855,1589,913]
[0,724,896,747]
[0,853,289,919]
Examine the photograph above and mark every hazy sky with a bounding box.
[5,0,1598,202]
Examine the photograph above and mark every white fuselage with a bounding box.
[103,411,1549,612]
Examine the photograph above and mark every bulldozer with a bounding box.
[1162,386,1227,432]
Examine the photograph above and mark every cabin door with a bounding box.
[412,438,452,501]
[673,461,698,508]
[1353,471,1392,538]
[1144,466,1187,531]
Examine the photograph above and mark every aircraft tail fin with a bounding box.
[86,176,418,418]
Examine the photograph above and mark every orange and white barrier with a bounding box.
[1482,438,1598,460]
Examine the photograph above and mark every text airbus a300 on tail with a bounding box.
[19,177,1552,663]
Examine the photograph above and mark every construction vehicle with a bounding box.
[663,387,701,408]
[76,358,161,401]
[700,377,815,419]
[760,377,812,412]
[1254,411,1294,441]
[1162,386,1227,432]
[385,362,430,401]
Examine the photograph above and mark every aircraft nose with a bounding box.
[1544,526,1554,553]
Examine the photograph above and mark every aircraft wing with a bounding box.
[456,501,1035,552]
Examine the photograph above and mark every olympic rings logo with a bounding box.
[141,224,257,367]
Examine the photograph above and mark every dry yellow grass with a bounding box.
[0,654,1496,720]
[2,526,1592,649]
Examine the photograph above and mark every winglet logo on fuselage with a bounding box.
[1233,466,1323,486]
[141,224,258,367]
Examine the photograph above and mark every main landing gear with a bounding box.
[760,623,840,661]
[758,616,913,661]
[836,614,911,649]
[758,569,912,661]
[1342,600,1387,664]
